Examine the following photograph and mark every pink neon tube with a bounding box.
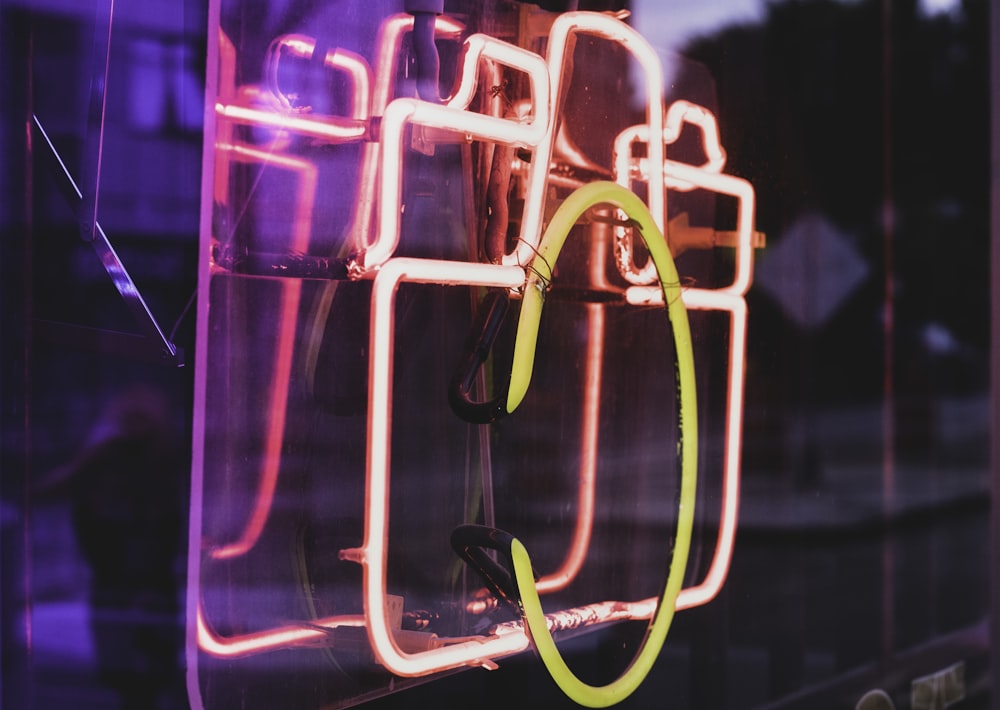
[196,604,365,658]
[205,9,466,588]
[677,293,746,610]
[620,163,755,607]
[339,257,533,675]
[197,12,753,674]
[615,144,755,295]
[508,12,666,270]
[531,174,752,604]
[347,14,464,251]
[362,13,665,272]
[214,32,372,144]
[611,124,656,285]
[662,100,727,188]
[264,34,372,119]
[344,257,744,673]
[624,285,748,610]
[304,14,467,396]
[534,302,602,594]
[665,163,755,297]
[612,101,728,285]
[205,21,384,561]
[361,35,551,271]
[209,144,317,560]
[214,103,367,142]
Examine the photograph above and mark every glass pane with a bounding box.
[189,2,752,707]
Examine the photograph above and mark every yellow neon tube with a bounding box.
[507,181,697,707]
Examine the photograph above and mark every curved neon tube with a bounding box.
[663,100,726,182]
[363,34,550,271]
[348,13,464,251]
[613,141,756,294]
[361,12,667,272]
[626,288,747,612]
[612,101,727,286]
[610,155,755,606]
[215,34,373,145]
[209,145,317,560]
[534,302,601,594]
[196,603,366,658]
[344,254,695,678]
[508,12,665,269]
[210,34,364,562]
[611,124,658,286]
[303,14,466,398]
[505,181,697,707]
[678,295,745,610]
[346,258,532,676]
[532,222,620,595]
[264,34,372,119]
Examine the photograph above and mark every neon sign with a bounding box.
[190,7,758,707]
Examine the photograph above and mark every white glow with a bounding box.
[631,0,764,54]
[613,100,729,285]
[919,0,962,17]
[348,13,465,251]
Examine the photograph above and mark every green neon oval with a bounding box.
[506,181,698,707]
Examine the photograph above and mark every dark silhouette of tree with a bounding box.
[679,0,988,414]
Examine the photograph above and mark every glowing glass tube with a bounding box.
[265,34,372,119]
[209,144,317,561]
[613,100,728,285]
[348,14,464,250]
[339,257,531,676]
[361,34,551,271]
[193,9,758,687]
[508,11,666,269]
